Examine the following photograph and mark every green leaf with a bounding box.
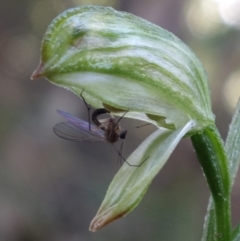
[225,98,240,183]
[201,198,216,241]
[89,120,195,231]
[232,222,240,241]
[32,6,214,129]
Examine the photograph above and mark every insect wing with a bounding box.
[54,110,105,142]
[57,110,105,136]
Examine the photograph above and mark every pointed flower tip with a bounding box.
[89,206,128,232]
[31,62,45,80]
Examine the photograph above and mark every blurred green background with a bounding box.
[0,0,240,240]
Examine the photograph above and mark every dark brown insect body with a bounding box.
[92,108,127,143]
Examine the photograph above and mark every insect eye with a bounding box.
[119,130,127,139]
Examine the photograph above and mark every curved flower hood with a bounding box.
[32,5,214,130]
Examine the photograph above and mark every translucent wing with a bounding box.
[53,110,105,142]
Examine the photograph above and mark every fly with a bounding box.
[53,93,146,167]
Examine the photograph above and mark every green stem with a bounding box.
[191,124,231,241]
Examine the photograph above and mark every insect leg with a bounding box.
[111,143,148,167]
[80,90,92,131]
[115,110,128,126]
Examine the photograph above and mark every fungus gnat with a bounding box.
[53,96,146,167]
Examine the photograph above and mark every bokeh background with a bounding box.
[1,0,240,240]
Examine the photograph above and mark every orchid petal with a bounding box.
[89,120,196,231]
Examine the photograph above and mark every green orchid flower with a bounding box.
[32,6,231,240]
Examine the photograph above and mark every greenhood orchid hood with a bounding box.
[31,6,215,231]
